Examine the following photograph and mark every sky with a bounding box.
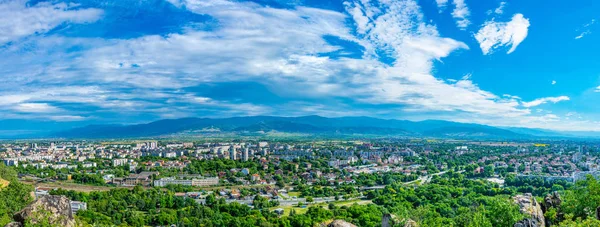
[0,0,599,131]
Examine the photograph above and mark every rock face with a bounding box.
[3,222,21,227]
[11,195,75,227]
[541,192,562,213]
[513,194,545,227]
[382,214,402,227]
[514,218,542,227]
[327,220,357,227]
[541,192,562,226]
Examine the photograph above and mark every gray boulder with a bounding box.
[513,194,545,227]
[327,220,357,227]
[12,195,75,227]
[3,222,22,227]
[514,218,542,227]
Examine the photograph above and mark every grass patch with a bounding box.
[272,199,373,216]
[331,199,372,206]
[271,206,309,216]
[287,191,301,197]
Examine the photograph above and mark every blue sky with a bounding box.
[0,0,599,131]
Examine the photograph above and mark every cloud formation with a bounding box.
[494,2,506,15]
[575,19,596,39]
[0,0,594,131]
[435,0,449,12]
[475,14,530,55]
[522,96,570,108]
[451,0,470,29]
[0,0,102,45]
[14,103,60,113]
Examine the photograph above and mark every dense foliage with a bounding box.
[50,186,383,227]
[0,163,33,226]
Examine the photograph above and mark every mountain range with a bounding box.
[2,116,599,139]
[0,115,579,139]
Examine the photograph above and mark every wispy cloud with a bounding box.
[575,19,596,39]
[522,96,570,108]
[0,0,102,45]
[435,0,449,12]
[49,115,87,122]
[595,86,600,92]
[475,14,530,55]
[14,103,60,113]
[552,80,557,85]
[494,2,507,15]
[451,0,470,29]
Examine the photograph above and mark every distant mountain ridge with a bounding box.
[1,115,597,139]
[47,115,547,139]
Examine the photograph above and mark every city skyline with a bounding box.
[1,0,600,131]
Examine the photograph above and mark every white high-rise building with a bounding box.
[243,148,249,161]
[230,147,237,160]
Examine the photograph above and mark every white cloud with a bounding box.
[0,0,103,45]
[451,0,470,29]
[522,96,570,108]
[49,115,87,121]
[503,94,521,100]
[552,80,557,85]
[494,2,506,15]
[575,32,589,40]
[595,86,600,92]
[565,112,582,120]
[436,0,449,12]
[575,19,596,40]
[14,103,60,113]
[475,14,530,55]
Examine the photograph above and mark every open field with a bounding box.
[272,199,373,216]
[21,181,122,192]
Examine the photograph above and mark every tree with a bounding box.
[306,196,314,203]
[483,165,494,178]
[562,175,600,220]
[253,195,269,209]
[0,164,33,226]
[206,194,216,207]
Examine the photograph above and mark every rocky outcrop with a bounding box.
[3,222,21,227]
[541,192,562,226]
[514,194,545,227]
[514,218,542,227]
[382,213,402,227]
[541,192,561,213]
[10,195,75,227]
[327,220,357,227]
